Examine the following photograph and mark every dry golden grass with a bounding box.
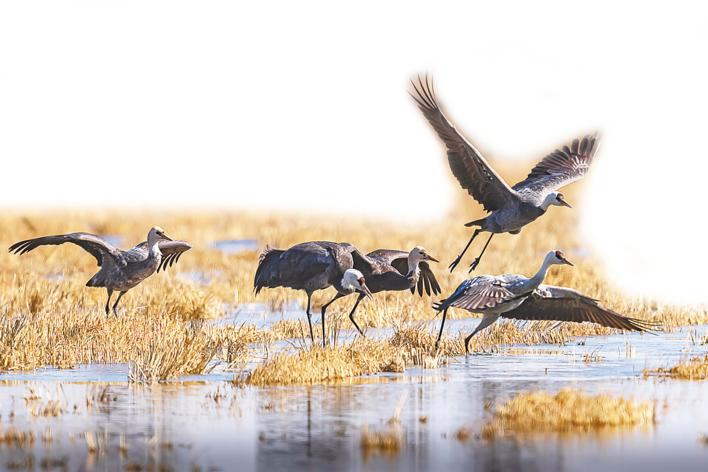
[481,388,655,438]
[645,355,708,380]
[360,425,402,458]
[0,199,699,382]
[127,319,218,383]
[247,324,580,386]
[246,339,400,386]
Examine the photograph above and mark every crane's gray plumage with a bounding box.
[253,241,372,346]
[502,285,657,333]
[411,75,598,272]
[362,248,440,296]
[9,227,191,315]
[322,246,441,336]
[432,250,659,353]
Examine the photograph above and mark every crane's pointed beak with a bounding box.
[557,196,572,208]
[360,283,373,300]
[562,256,574,266]
[426,254,439,263]
[161,233,173,241]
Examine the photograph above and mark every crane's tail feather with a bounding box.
[253,246,284,295]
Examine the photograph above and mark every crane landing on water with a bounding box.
[433,250,660,354]
[411,75,599,273]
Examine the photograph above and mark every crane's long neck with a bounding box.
[406,257,421,282]
[521,256,554,294]
[147,236,162,258]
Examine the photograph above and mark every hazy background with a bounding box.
[1,1,707,304]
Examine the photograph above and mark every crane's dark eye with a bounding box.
[555,251,562,258]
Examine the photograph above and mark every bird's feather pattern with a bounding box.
[366,249,441,296]
[253,241,354,293]
[502,284,658,332]
[411,76,517,212]
[434,276,516,312]
[8,232,124,267]
[133,240,192,272]
[512,135,598,200]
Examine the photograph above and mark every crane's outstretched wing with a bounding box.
[512,134,599,200]
[371,249,441,296]
[502,285,659,332]
[351,248,377,275]
[9,232,123,266]
[433,276,516,312]
[411,75,517,212]
[131,240,192,272]
[157,240,192,272]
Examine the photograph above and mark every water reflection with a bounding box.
[0,328,706,470]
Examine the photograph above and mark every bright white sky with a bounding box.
[1,1,707,305]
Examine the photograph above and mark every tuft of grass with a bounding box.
[481,388,655,438]
[645,355,708,380]
[454,427,471,442]
[246,339,400,386]
[128,319,219,383]
[360,425,402,458]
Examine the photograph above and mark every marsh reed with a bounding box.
[0,195,699,382]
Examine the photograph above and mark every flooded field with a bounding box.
[1,212,706,470]
[0,321,706,471]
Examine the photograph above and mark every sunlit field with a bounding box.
[1,195,701,376]
[0,196,707,470]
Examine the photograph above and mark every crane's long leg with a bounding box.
[112,291,127,316]
[105,289,114,316]
[449,229,481,272]
[468,233,494,273]
[434,308,449,351]
[320,293,346,348]
[305,293,315,344]
[464,315,499,354]
[347,293,366,336]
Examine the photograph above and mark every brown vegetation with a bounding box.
[481,388,655,438]
[645,355,708,381]
[0,202,696,382]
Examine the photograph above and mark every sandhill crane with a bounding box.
[411,76,599,272]
[253,241,373,347]
[432,250,658,353]
[324,246,442,335]
[9,227,191,315]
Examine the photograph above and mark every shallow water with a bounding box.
[0,325,706,471]
[212,239,260,254]
[178,270,222,286]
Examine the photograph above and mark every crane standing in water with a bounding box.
[321,246,441,335]
[254,241,372,346]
